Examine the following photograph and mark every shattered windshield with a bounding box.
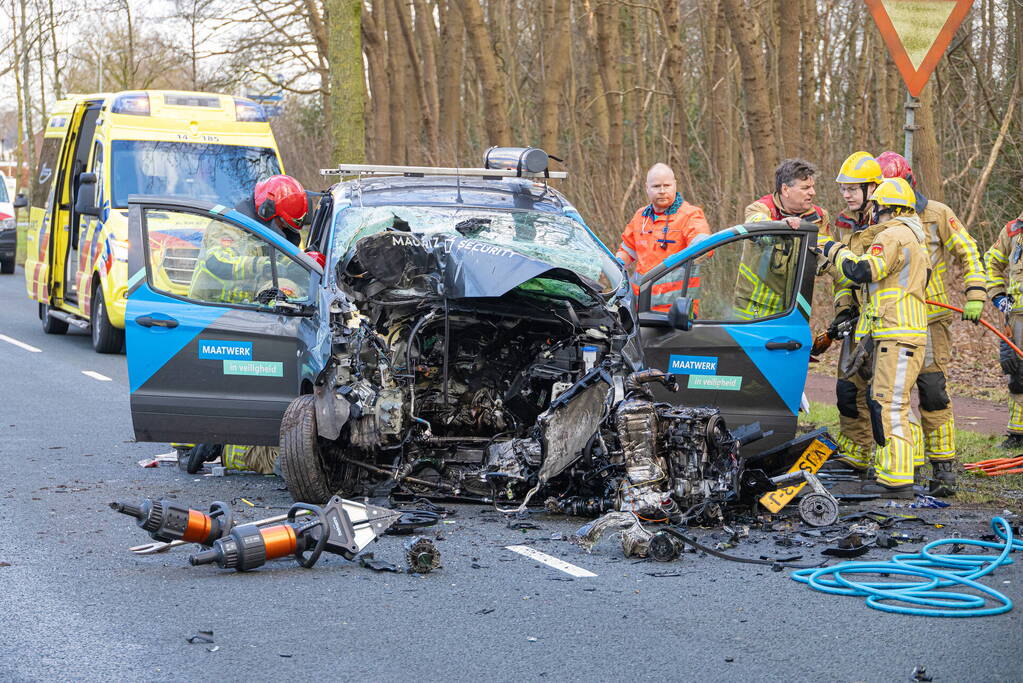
[331,206,623,293]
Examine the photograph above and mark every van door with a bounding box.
[637,221,817,453]
[47,100,101,306]
[125,197,324,445]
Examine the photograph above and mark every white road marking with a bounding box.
[81,370,112,382]
[0,334,42,353]
[505,545,597,578]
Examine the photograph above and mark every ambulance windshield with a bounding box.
[110,141,280,209]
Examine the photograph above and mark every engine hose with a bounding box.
[659,527,826,570]
[925,300,1023,359]
[791,517,1022,617]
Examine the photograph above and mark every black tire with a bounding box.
[0,257,13,274]
[279,395,333,504]
[91,285,125,354]
[40,303,69,335]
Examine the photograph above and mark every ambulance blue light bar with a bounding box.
[111,93,151,116]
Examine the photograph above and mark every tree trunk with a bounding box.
[594,0,624,172]
[385,0,409,162]
[914,81,943,203]
[414,0,441,161]
[437,0,464,160]
[579,0,609,149]
[777,0,801,157]
[722,0,778,186]
[540,0,571,153]
[326,0,366,163]
[454,0,511,146]
[362,0,391,161]
[394,0,438,162]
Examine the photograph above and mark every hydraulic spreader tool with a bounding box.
[112,496,408,572]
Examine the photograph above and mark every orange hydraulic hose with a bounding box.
[925,299,1023,360]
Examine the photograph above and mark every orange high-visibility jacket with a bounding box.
[616,194,710,276]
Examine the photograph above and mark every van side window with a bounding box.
[32,137,62,210]
[144,208,311,308]
[91,142,104,209]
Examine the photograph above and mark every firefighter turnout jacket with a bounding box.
[737,194,830,319]
[617,193,710,311]
[917,198,986,320]
[985,211,1023,313]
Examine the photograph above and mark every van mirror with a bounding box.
[667,296,696,331]
[76,173,101,217]
[13,193,28,209]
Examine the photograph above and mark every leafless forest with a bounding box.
[3,0,1022,249]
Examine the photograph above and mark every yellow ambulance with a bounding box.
[23,90,284,352]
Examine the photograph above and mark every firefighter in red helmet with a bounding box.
[237,174,309,247]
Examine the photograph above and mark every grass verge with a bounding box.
[799,401,1023,513]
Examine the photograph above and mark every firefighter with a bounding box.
[235,174,309,247]
[826,152,886,471]
[877,151,986,495]
[736,159,830,319]
[984,209,1023,449]
[616,163,711,311]
[817,178,930,498]
[190,219,269,304]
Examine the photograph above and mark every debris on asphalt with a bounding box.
[186,631,215,644]
[911,665,933,681]
[404,536,441,573]
[358,553,401,573]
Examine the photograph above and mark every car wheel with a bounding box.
[279,394,334,504]
[0,257,13,274]
[91,285,125,354]
[40,303,69,335]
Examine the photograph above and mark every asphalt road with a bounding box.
[1,268,1021,682]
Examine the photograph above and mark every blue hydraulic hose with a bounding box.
[791,517,1022,617]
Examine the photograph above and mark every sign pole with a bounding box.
[903,93,918,167]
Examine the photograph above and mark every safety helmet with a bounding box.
[835,152,883,185]
[869,177,916,210]
[254,175,308,231]
[876,151,916,188]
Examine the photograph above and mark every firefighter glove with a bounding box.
[962,300,984,323]
[993,294,1011,314]
[828,308,858,339]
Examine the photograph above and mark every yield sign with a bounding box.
[866,0,975,96]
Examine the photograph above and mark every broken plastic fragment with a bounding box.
[358,553,401,573]
[186,631,214,644]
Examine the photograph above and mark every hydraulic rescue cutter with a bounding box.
[112,496,413,572]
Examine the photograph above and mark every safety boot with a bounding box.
[928,460,956,497]
[859,481,914,499]
[1000,433,1023,451]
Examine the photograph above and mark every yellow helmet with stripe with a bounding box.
[870,177,916,209]
[835,151,883,184]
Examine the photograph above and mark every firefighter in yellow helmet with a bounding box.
[877,151,985,496]
[826,152,886,471]
[817,177,930,498]
[984,209,1023,448]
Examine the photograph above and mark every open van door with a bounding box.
[636,221,817,453]
[125,197,323,445]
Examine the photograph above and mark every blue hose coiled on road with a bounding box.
[792,517,1021,617]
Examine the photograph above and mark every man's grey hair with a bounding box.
[774,158,817,193]
[646,162,675,183]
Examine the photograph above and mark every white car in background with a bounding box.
[0,171,17,274]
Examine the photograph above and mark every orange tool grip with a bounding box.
[261,524,298,560]
[181,509,214,544]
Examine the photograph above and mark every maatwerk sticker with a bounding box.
[668,354,718,375]
[199,340,253,360]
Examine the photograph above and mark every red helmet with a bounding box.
[876,151,916,189]
[254,175,308,230]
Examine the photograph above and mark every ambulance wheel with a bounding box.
[279,395,333,505]
[40,304,68,335]
[91,286,124,354]
[0,257,13,274]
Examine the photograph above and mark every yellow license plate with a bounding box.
[758,438,835,513]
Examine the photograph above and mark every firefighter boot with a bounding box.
[1000,433,1023,451]
[859,481,914,499]
[929,460,956,497]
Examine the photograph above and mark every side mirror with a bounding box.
[667,296,696,331]
[75,173,101,217]
[13,193,28,209]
